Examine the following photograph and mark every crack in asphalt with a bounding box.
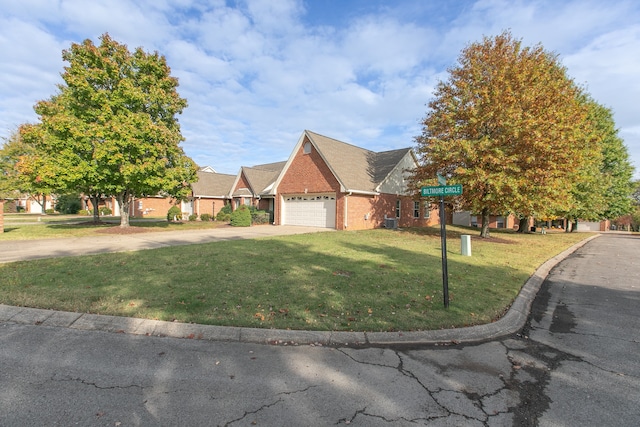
[52,374,144,390]
[220,386,317,427]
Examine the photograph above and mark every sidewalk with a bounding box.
[0,226,599,346]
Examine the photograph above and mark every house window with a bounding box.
[395,199,401,218]
[303,142,312,154]
[413,201,420,218]
[496,216,505,228]
[423,201,431,219]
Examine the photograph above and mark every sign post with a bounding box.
[421,182,463,308]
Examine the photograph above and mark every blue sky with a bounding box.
[1,0,639,178]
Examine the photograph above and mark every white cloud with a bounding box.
[1,0,639,178]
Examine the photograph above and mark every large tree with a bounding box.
[560,97,635,230]
[411,31,594,237]
[21,33,197,227]
[0,129,54,212]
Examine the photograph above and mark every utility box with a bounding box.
[461,234,471,256]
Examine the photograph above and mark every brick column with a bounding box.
[0,200,4,233]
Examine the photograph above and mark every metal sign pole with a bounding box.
[439,195,449,308]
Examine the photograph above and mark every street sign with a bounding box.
[437,174,447,186]
[421,184,463,197]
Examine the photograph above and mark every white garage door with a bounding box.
[282,194,336,228]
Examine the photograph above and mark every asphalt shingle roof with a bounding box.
[305,130,412,193]
[191,170,236,197]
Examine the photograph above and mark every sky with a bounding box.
[1,0,639,178]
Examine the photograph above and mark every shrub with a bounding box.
[200,213,211,222]
[45,208,55,214]
[189,214,198,221]
[99,206,112,216]
[167,206,181,221]
[78,209,91,216]
[251,209,270,224]
[230,205,251,227]
[216,203,232,222]
[55,194,82,214]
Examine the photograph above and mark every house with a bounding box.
[190,168,237,218]
[229,161,287,221]
[266,130,438,230]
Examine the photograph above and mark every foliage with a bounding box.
[188,214,198,221]
[216,203,232,222]
[20,33,197,228]
[99,206,113,216]
[250,208,270,224]
[560,97,635,227]
[0,129,54,210]
[230,205,251,227]
[167,205,181,221]
[55,194,82,214]
[200,213,211,222]
[411,31,593,237]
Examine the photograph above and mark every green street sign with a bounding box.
[421,184,463,197]
[437,174,447,185]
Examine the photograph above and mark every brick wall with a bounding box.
[194,197,229,217]
[0,200,3,233]
[276,138,341,226]
[131,197,175,217]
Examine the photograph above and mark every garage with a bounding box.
[282,194,336,228]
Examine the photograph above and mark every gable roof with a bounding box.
[231,161,286,197]
[303,130,414,194]
[191,170,236,198]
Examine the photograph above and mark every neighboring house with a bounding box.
[453,212,520,230]
[229,161,286,221]
[190,168,237,218]
[270,130,438,230]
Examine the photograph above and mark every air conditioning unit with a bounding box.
[385,218,398,229]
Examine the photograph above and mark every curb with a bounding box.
[0,234,599,347]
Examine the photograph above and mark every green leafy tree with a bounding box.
[21,33,197,227]
[0,129,54,212]
[559,97,635,230]
[411,31,592,237]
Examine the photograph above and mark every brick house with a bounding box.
[270,130,438,230]
[229,161,286,221]
[190,168,236,218]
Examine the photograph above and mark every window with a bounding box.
[423,201,431,219]
[303,142,312,154]
[395,199,401,218]
[413,201,420,218]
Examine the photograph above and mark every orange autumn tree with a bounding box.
[411,31,595,237]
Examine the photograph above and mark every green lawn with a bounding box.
[0,214,227,240]
[0,225,590,332]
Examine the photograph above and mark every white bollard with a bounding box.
[461,234,472,256]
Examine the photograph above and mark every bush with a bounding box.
[216,203,232,222]
[45,208,55,214]
[78,209,91,216]
[188,214,198,221]
[55,194,82,214]
[251,209,270,224]
[167,206,181,221]
[99,206,112,216]
[230,205,251,227]
[200,213,211,222]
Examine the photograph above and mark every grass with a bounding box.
[0,225,591,332]
[0,214,227,240]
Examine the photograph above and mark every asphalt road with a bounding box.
[0,233,638,426]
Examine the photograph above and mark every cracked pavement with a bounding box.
[1,234,638,426]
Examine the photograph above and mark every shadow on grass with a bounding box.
[0,231,528,332]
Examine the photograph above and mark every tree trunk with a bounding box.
[89,195,100,224]
[517,216,529,233]
[572,219,578,232]
[480,207,490,238]
[118,192,132,228]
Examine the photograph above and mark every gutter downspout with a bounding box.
[344,192,352,229]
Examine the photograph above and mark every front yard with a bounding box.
[0,226,590,332]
